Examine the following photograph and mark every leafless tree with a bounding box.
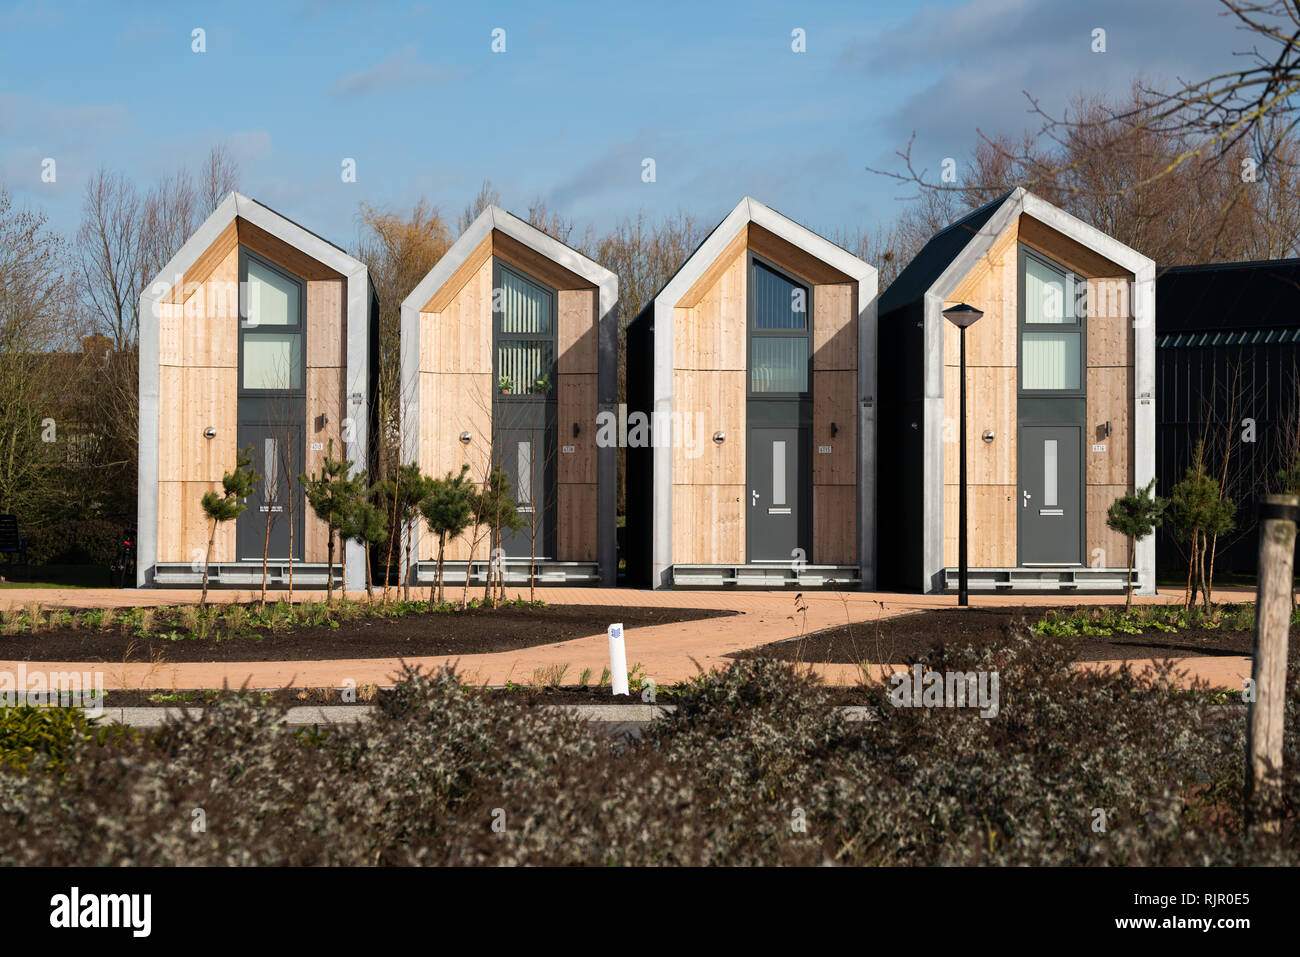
[0,188,79,516]
[78,170,142,350]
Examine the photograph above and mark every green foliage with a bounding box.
[201,446,258,525]
[0,706,110,773]
[24,519,128,567]
[299,441,367,598]
[1106,479,1167,606]
[341,485,389,549]
[477,464,523,536]
[298,441,360,535]
[1168,443,1237,609]
[2,645,1296,864]
[1277,453,1300,495]
[1034,602,1255,637]
[1169,466,1235,544]
[1106,479,1165,544]
[419,464,476,544]
[419,465,478,600]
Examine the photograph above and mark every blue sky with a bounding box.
[0,0,1242,249]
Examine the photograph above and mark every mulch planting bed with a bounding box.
[1,604,735,663]
[731,605,1285,664]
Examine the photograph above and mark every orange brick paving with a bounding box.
[0,585,1256,691]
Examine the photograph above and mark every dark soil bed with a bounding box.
[1,605,735,663]
[730,605,1286,664]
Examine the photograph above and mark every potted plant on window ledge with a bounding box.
[531,372,551,395]
[498,375,514,395]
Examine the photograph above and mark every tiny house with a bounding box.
[625,197,878,589]
[137,193,378,589]
[399,206,618,586]
[877,188,1156,594]
[1155,258,1300,577]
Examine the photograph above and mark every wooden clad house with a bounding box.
[399,206,618,586]
[625,197,878,589]
[877,188,1156,594]
[137,193,378,588]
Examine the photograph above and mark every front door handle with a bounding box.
[1022,490,1031,508]
[751,490,760,506]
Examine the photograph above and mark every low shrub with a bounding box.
[0,706,108,773]
[0,635,1295,865]
[25,519,126,567]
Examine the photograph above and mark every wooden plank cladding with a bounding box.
[668,214,860,569]
[415,225,603,567]
[942,219,1019,568]
[939,211,1137,571]
[154,225,349,566]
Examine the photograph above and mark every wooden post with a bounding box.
[1246,493,1297,832]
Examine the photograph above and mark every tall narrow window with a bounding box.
[772,440,787,506]
[750,260,810,394]
[263,438,278,503]
[1043,439,1058,507]
[516,441,533,505]
[1020,250,1083,393]
[241,255,303,392]
[496,266,556,397]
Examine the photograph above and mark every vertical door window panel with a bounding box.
[245,259,298,327]
[516,441,533,505]
[1021,332,1080,390]
[1043,439,1058,507]
[1024,256,1068,323]
[750,337,808,393]
[263,438,278,500]
[772,441,787,505]
[243,333,302,390]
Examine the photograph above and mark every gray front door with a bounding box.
[747,426,804,562]
[495,425,551,558]
[236,426,303,562]
[1019,425,1082,565]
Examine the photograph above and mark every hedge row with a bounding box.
[0,632,1295,865]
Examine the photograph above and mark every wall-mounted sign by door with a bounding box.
[818,445,832,454]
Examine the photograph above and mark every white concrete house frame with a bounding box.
[137,192,376,590]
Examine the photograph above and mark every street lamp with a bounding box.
[943,303,983,607]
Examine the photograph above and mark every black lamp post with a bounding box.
[942,303,983,607]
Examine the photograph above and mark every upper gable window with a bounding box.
[241,254,304,392]
[1020,249,1084,392]
[750,259,810,394]
[495,263,556,397]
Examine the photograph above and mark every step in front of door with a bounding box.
[941,567,1137,592]
[672,564,861,588]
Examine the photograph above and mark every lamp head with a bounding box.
[942,303,984,328]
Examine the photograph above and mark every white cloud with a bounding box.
[330,44,459,99]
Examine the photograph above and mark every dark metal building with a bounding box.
[1155,259,1300,578]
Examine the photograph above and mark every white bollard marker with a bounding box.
[608,622,628,696]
